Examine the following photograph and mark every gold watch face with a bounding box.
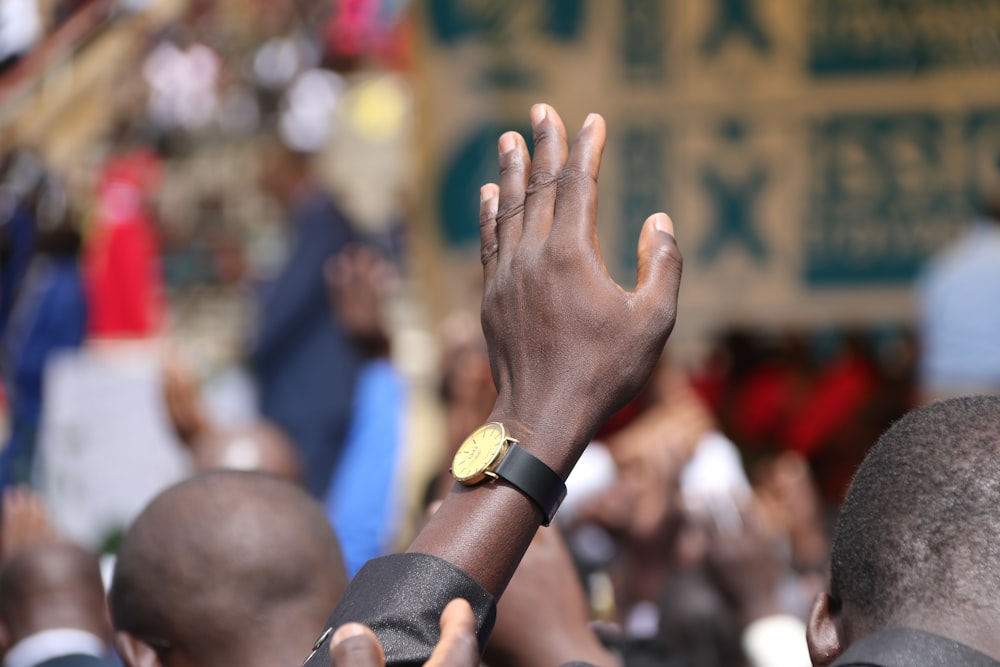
[452,422,508,484]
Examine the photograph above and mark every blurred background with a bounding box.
[1,0,999,664]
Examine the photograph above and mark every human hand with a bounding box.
[480,104,682,477]
[162,353,211,447]
[754,452,828,570]
[325,245,392,357]
[1,485,55,563]
[486,526,618,667]
[329,599,478,667]
[704,515,787,627]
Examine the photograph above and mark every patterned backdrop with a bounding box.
[412,0,1000,351]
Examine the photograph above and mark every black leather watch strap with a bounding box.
[493,443,567,526]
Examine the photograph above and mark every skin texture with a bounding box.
[110,471,347,667]
[407,103,682,598]
[0,541,111,657]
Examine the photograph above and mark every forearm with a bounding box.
[407,482,541,598]
[407,402,594,597]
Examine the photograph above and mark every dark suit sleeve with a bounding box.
[302,553,496,667]
[252,199,354,372]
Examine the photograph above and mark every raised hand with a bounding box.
[479,104,682,478]
[408,104,682,599]
[1,485,55,563]
[162,352,211,447]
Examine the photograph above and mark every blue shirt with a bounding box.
[324,360,406,577]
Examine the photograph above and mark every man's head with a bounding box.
[191,421,302,482]
[257,135,312,209]
[808,395,1000,664]
[109,471,347,667]
[0,541,110,656]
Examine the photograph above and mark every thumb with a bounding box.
[425,599,479,667]
[329,624,385,667]
[634,212,683,322]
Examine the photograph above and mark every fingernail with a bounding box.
[530,103,547,127]
[653,212,674,236]
[480,183,499,202]
[498,132,517,155]
[583,113,598,129]
[332,624,368,646]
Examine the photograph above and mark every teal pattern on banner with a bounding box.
[438,123,534,247]
[701,0,771,57]
[807,113,961,284]
[810,0,1000,74]
[619,124,667,280]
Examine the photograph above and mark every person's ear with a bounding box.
[807,593,845,667]
[115,631,163,667]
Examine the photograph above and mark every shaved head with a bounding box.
[109,471,346,667]
[831,396,1000,637]
[0,541,109,646]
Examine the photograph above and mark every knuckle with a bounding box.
[479,205,496,228]
[645,285,678,324]
[556,166,595,192]
[507,250,530,275]
[526,169,559,195]
[532,123,555,147]
[663,241,684,272]
[650,237,684,274]
[498,154,524,178]
[495,201,524,227]
[480,241,498,266]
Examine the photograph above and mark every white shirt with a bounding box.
[918,220,1000,394]
[3,628,106,667]
[0,0,41,60]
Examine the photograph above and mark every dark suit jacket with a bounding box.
[302,553,496,667]
[251,190,360,496]
[832,628,1000,666]
[35,654,116,667]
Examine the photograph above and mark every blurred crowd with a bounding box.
[1,2,1000,667]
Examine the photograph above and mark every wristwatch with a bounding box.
[451,422,567,526]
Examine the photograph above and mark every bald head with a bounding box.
[0,541,109,647]
[191,421,302,482]
[109,471,346,667]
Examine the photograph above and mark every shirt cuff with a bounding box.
[303,553,497,667]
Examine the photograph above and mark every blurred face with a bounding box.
[257,142,299,208]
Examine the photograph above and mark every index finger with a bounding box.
[550,113,607,245]
[425,599,479,667]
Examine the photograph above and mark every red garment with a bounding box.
[782,353,876,457]
[84,151,164,338]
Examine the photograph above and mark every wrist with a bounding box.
[486,400,595,480]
